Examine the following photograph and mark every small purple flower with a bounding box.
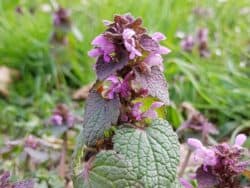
[143,101,164,119]
[122,28,142,59]
[131,102,143,121]
[88,35,115,62]
[234,134,247,147]
[151,32,171,55]
[25,135,39,149]
[50,114,63,126]
[181,35,195,52]
[196,28,208,44]
[49,104,77,128]
[179,178,193,188]
[178,104,218,143]
[196,28,210,57]
[187,138,217,168]
[119,72,133,98]
[144,53,164,72]
[53,7,71,28]
[101,73,134,99]
[130,101,164,121]
[105,75,122,99]
[152,32,166,42]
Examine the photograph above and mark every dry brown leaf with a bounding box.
[0,66,19,97]
[72,83,93,100]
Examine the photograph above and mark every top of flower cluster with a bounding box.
[88,13,170,79]
[87,14,171,124]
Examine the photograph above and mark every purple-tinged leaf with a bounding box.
[83,90,120,146]
[134,66,169,104]
[95,48,128,80]
[139,34,159,52]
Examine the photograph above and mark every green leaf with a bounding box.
[83,90,120,146]
[134,66,169,105]
[170,178,182,188]
[113,119,180,187]
[74,151,142,188]
[72,128,85,178]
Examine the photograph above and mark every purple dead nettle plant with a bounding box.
[72,13,180,187]
[50,7,72,87]
[0,171,34,188]
[49,103,81,178]
[0,134,61,171]
[177,102,218,144]
[177,103,218,177]
[183,134,250,188]
[181,28,210,57]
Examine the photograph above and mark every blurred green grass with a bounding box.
[0,0,249,138]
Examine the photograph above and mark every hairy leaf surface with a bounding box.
[83,90,120,146]
[134,66,169,105]
[75,151,142,188]
[113,119,179,187]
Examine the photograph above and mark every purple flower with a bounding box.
[152,32,171,55]
[130,101,164,121]
[88,35,115,62]
[101,73,134,99]
[234,134,247,147]
[119,72,133,98]
[179,178,193,188]
[181,35,195,52]
[24,135,39,149]
[187,138,217,168]
[143,102,164,119]
[104,75,122,99]
[178,104,218,143]
[49,104,77,128]
[152,32,166,42]
[196,28,210,57]
[144,53,164,72]
[131,102,143,121]
[188,134,250,187]
[122,28,142,59]
[50,114,63,126]
[53,7,71,28]
[196,28,208,44]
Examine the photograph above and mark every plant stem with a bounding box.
[59,132,67,178]
[178,148,192,177]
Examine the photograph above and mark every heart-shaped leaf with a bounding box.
[113,119,179,187]
[74,151,142,188]
[83,90,120,146]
